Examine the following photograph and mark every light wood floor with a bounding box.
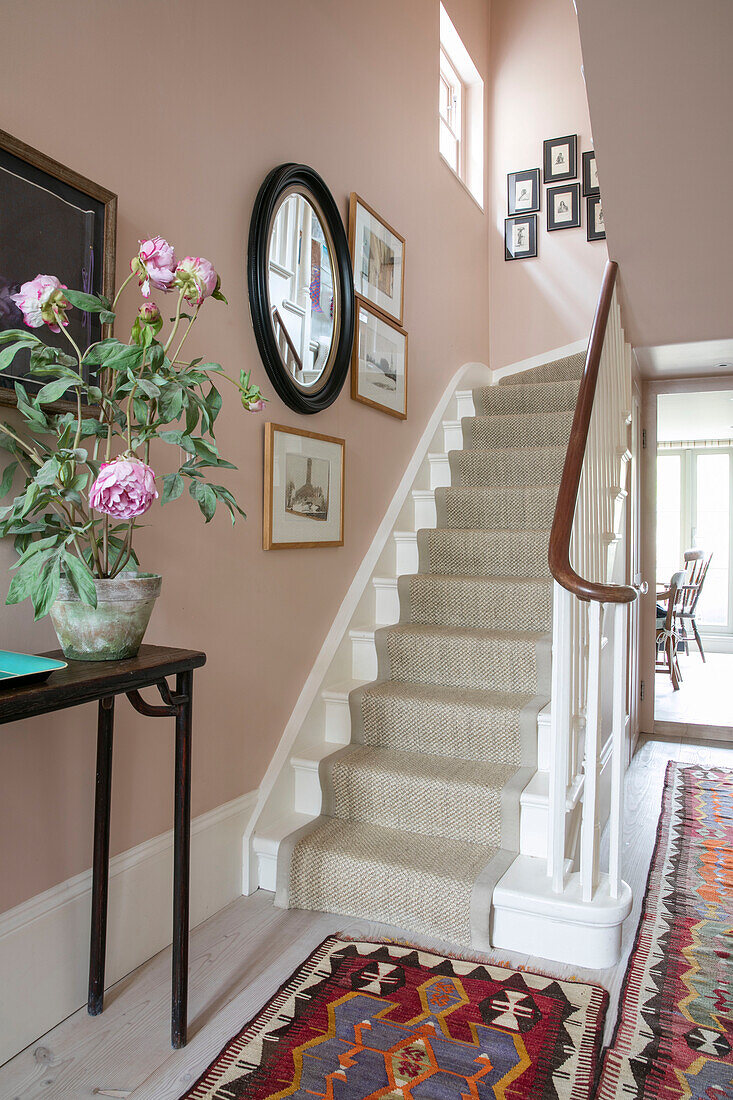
[655,650,733,733]
[1,735,732,1100]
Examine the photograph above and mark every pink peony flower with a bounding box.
[131,237,177,297]
[174,256,218,308]
[11,274,72,332]
[89,456,158,519]
[245,397,266,412]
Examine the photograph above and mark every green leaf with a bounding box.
[62,288,107,313]
[0,342,32,371]
[212,288,228,304]
[6,552,52,606]
[62,551,98,608]
[32,552,62,620]
[189,479,217,522]
[11,534,62,571]
[161,472,184,504]
[84,341,144,372]
[205,385,222,425]
[99,310,116,325]
[157,385,184,422]
[0,329,39,346]
[35,378,75,405]
[136,378,160,399]
[19,481,42,518]
[159,430,196,455]
[34,458,60,487]
[0,461,18,498]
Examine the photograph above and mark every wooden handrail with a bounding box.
[548,260,638,604]
[271,307,303,372]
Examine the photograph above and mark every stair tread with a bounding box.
[382,621,547,643]
[360,678,536,710]
[332,744,517,789]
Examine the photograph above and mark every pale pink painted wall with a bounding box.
[488,0,608,372]
[0,0,490,913]
[575,0,733,350]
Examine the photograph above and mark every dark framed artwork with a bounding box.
[507,169,540,215]
[0,128,117,406]
[547,183,581,231]
[582,150,600,197]
[543,134,577,183]
[505,214,537,260]
[586,196,606,241]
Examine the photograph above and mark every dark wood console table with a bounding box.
[0,644,206,1048]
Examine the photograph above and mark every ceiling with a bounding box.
[635,339,733,380]
[576,0,733,371]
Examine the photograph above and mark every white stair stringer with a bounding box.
[246,344,632,969]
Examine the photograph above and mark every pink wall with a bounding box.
[0,0,490,913]
[488,0,608,372]
[576,0,733,351]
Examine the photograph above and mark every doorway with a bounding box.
[654,389,733,732]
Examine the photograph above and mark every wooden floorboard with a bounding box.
[0,735,731,1099]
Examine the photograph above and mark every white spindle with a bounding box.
[609,601,627,898]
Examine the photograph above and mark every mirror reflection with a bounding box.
[267,192,336,390]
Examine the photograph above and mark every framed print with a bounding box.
[348,193,405,325]
[0,128,117,407]
[504,214,537,260]
[507,168,540,215]
[586,196,606,241]
[547,183,581,230]
[351,296,407,419]
[264,423,345,549]
[582,150,600,197]
[543,134,577,183]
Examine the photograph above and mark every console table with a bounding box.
[0,644,206,1048]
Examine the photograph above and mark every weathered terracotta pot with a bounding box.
[50,572,162,661]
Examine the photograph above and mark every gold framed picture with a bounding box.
[348,193,405,325]
[351,295,408,419]
[263,423,345,550]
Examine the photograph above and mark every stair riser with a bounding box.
[351,631,378,680]
[474,381,580,417]
[380,628,549,694]
[394,532,419,575]
[325,757,504,846]
[400,575,552,632]
[374,579,400,625]
[419,530,550,579]
[449,448,566,488]
[429,453,451,489]
[463,413,574,450]
[498,352,585,387]
[436,486,558,531]
[412,490,437,529]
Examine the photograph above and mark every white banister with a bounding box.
[548,277,636,905]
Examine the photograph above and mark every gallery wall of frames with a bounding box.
[505,134,605,260]
[257,173,408,550]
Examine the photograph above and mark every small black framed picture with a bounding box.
[547,183,581,230]
[586,196,606,240]
[505,214,537,260]
[582,151,599,196]
[543,134,577,183]
[507,168,540,214]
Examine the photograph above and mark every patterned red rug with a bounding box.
[181,937,607,1099]
[598,763,733,1098]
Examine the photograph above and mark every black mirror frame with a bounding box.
[247,163,355,414]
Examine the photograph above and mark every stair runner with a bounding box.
[275,352,585,947]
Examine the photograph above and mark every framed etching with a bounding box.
[543,134,577,184]
[582,150,600,197]
[504,214,537,260]
[507,169,540,215]
[264,423,345,549]
[351,296,407,419]
[0,128,117,406]
[348,193,405,325]
[587,196,606,241]
[547,183,581,230]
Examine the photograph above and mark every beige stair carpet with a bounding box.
[275,352,583,947]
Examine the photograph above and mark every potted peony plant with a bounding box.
[0,237,265,660]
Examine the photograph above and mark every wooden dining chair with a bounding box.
[675,549,712,662]
[656,570,686,691]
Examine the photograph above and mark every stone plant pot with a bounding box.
[50,572,162,662]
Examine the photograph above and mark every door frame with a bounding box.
[639,373,733,733]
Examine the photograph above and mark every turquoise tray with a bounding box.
[0,649,67,687]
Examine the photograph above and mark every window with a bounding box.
[439,3,483,206]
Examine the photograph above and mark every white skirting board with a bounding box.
[0,789,256,1066]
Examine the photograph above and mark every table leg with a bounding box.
[172,670,193,1048]
[88,695,115,1016]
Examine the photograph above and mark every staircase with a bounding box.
[253,351,592,951]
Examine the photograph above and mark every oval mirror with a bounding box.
[248,165,355,413]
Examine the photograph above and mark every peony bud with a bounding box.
[131,300,163,345]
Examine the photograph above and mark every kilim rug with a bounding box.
[598,763,733,1098]
[181,937,607,1099]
